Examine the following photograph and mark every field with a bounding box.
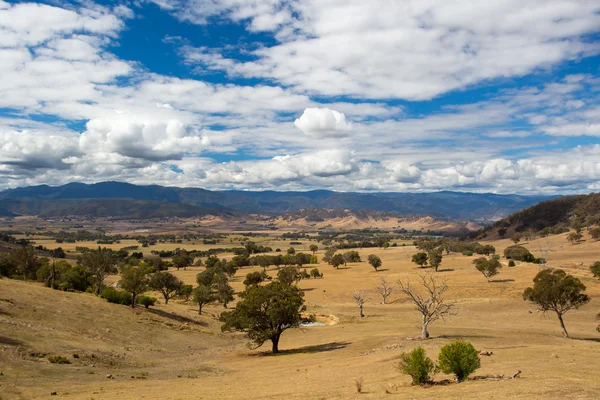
[1,231,600,399]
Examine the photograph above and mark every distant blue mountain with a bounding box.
[0,182,555,221]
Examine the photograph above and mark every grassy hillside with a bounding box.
[1,235,600,399]
[478,192,600,239]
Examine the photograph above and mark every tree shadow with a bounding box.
[301,288,316,292]
[437,268,454,272]
[256,341,351,356]
[145,308,209,326]
[0,335,23,346]
[376,268,390,272]
[440,334,496,340]
[491,279,515,283]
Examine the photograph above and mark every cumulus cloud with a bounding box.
[79,116,208,161]
[294,108,352,138]
[176,0,600,99]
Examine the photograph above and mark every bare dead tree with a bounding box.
[398,274,455,339]
[353,290,367,318]
[374,276,393,304]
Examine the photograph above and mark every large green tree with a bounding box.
[220,281,306,353]
[77,247,118,294]
[411,252,428,268]
[523,269,590,338]
[472,257,502,281]
[120,263,152,308]
[149,272,183,304]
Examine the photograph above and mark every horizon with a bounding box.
[1,1,600,194]
[0,180,561,198]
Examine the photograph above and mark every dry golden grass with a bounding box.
[1,233,600,399]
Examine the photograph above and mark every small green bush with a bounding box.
[508,260,516,267]
[58,282,72,291]
[438,341,480,382]
[462,250,473,256]
[48,355,71,364]
[100,287,133,306]
[138,295,157,309]
[397,347,434,385]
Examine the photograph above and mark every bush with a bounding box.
[463,250,473,256]
[48,355,71,364]
[438,341,480,382]
[138,295,157,309]
[100,287,133,306]
[310,268,322,278]
[504,245,535,262]
[397,347,434,385]
[58,282,72,291]
[508,260,516,267]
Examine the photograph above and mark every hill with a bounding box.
[0,182,553,222]
[0,198,231,220]
[271,208,481,233]
[477,192,600,239]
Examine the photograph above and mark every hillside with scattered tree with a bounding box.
[476,193,600,239]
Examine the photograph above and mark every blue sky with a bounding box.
[1,0,600,194]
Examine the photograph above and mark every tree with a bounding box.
[119,263,151,308]
[243,271,267,287]
[178,284,193,301]
[196,269,216,287]
[192,285,215,314]
[374,276,393,304]
[411,253,428,268]
[36,259,69,288]
[590,227,600,240]
[323,248,336,263]
[523,269,590,338]
[287,247,296,255]
[398,275,455,339]
[220,281,306,353]
[330,254,345,269]
[428,249,443,272]
[9,246,39,280]
[397,347,434,386]
[310,268,323,279]
[277,266,300,286]
[590,261,600,279]
[213,274,235,308]
[172,251,192,270]
[353,291,366,318]
[367,254,382,272]
[567,231,583,244]
[438,341,480,382]
[343,251,361,264]
[309,244,318,254]
[78,247,118,294]
[149,272,183,304]
[472,257,502,281]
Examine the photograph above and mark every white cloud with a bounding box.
[294,108,352,138]
[176,0,600,99]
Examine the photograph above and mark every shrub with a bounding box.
[138,295,157,308]
[463,250,473,256]
[100,287,133,306]
[438,341,480,382]
[48,355,71,364]
[397,347,434,385]
[58,282,72,291]
[508,260,516,267]
[310,268,322,278]
[504,245,535,262]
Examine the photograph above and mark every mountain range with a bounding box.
[0,182,554,222]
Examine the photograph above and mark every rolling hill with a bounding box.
[477,192,600,239]
[0,182,553,222]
